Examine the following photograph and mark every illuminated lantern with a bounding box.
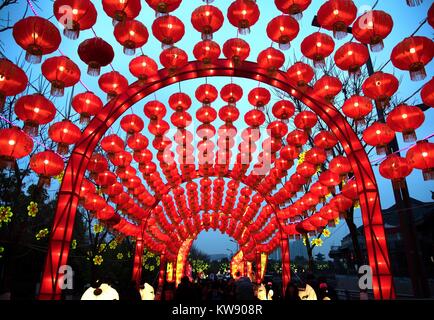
[159,47,188,73]
[406,140,434,180]
[296,161,317,178]
[386,104,425,142]
[257,47,285,75]
[0,59,28,112]
[14,94,56,136]
[120,114,145,136]
[272,100,295,122]
[127,133,148,151]
[227,0,260,35]
[0,127,34,168]
[84,194,106,212]
[391,36,434,81]
[144,101,167,120]
[352,10,393,52]
[219,105,240,124]
[304,147,326,165]
[129,55,158,81]
[53,0,97,39]
[145,0,182,15]
[88,153,108,179]
[329,155,352,178]
[274,0,312,19]
[379,154,413,188]
[30,151,64,186]
[48,120,81,154]
[317,0,357,39]
[41,56,81,97]
[196,106,217,124]
[329,194,353,215]
[148,120,170,136]
[193,40,221,64]
[96,171,117,188]
[267,121,288,139]
[341,179,358,203]
[152,15,185,48]
[80,179,96,200]
[134,149,153,164]
[102,0,141,24]
[98,71,129,100]
[109,151,132,168]
[286,62,314,89]
[362,122,395,155]
[248,87,271,109]
[420,77,434,108]
[191,5,224,40]
[266,15,299,50]
[171,111,192,128]
[220,83,243,105]
[429,3,434,28]
[223,38,250,67]
[294,111,317,133]
[334,42,369,77]
[114,20,149,55]
[71,91,103,123]
[300,32,335,67]
[12,16,61,63]
[101,134,124,155]
[244,109,265,128]
[97,205,117,221]
[195,84,218,106]
[341,95,373,125]
[362,72,399,109]
[313,76,342,102]
[78,37,115,76]
[169,92,192,111]
[319,171,341,192]
[313,131,338,155]
[286,129,308,150]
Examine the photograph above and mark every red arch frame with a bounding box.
[38,59,395,300]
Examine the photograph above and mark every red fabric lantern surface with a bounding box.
[96,171,117,187]
[300,32,335,67]
[296,161,317,178]
[334,42,369,77]
[420,77,434,108]
[159,47,188,72]
[362,71,399,109]
[386,104,425,142]
[313,131,338,154]
[191,5,224,40]
[222,38,250,67]
[362,122,395,155]
[196,106,217,124]
[145,0,181,15]
[429,2,434,28]
[274,0,311,19]
[319,170,341,190]
[341,95,373,125]
[169,92,192,111]
[71,91,103,123]
[129,55,158,81]
[248,87,271,109]
[0,59,28,111]
[101,134,124,154]
[41,56,81,97]
[266,15,300,50]
[0,127,34,167]
[286,62,314,88]
[272,100,295,122]
[257,47,285,74]
[48,120,81,154]
[195,84,218,105]
[341,179,358,202]
[152,15,185,48]
[220,83,243,105]
[120,114,145,135]
[379,154,413,187]
[280,144,299,161]
[148,120,170,136]
[83,194,106,212]
[114,20,149,55]
[97,205,117,221]
[109,151,132,168]
[310,182,329,202]
[352,10,393,52]
[30,151,64,186]
[14,94,56,136]
[329,155,352,178]
[286,129,308,149]
[329,194,353,214]
[406,140,434,181]
[319,205,339,221]
[304,147,327,165]
[98,71,129,100]
[391,36,434,81]
[312,76,342,102]
[294,110,317,132]
[87,153,108,176]
[193,40,221,65]
[102,0,141,24]
[13,16,61,63]
[78,37,115,76]
[134,149,153,164]
[219,105,240,123]
[144,100,167,120]
[267,121,288,139]
[317,0,357,39]
[171,111,192,128]
[53,0,97,39]
[227,0,260,35]
[244,109,265,128]
[127,133,148,151]
[80,179,96,198]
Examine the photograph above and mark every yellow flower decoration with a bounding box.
[0,206,13,227]
[325,193,332,199]
[71,239,77,250]
[36,228,49,240]
[354,200,360,209]
[117,253,123,260]
[144,264,149,270]
[0,246,4,258]
[334,217,340,225]
[298,151,306,164]
[302,237,307,246]
[93,224,104,234]
[149,265,155,272]
[97,188,104,196]
[27,202,38,218]
[322,229,331,238]
[54,171,64,184]
[93,255,103,265]
[312,238,323,247]
[99,243,106,252]
[109,240,118,250]
[127,252,131,258]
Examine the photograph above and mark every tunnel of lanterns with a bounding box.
[0,0,433,300]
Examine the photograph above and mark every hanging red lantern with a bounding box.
[196,106,217,124]
[317,0,357,39]
[271,100,295,123]
[280,144,299,161]
[274,0,311,19]
[312,76,342,102]
[219,105,240,123]
[420,77,434,108]
[120,114,145,135]
[96,171,117,188]
[296,161,317,178]
[286,62,314,88]
[14,94,56,136]
[134,149,153,164]
[0,126,34,168]
[406,140,434,181]
[362,122,395,155]
[102,0,141,24]
[114,20,149,55]
[88,153,108,175]
[30,151,64,186]
[13,16,61,63]
[145,0,182,15]
[195,84,218,105]
[352,10,393,52]
[379,154,413,188]
[41,56,81,97]
[386,104,425,142]
[127,133,148,151]
[341,179,358,202]
[160,47,188,73]
[429,2,434,28]
[304,147,327,166]
[80,179,96,199]
[101,134,124,155]
[244,109,265,128]
[98,71,129,100]
[310,182,329,202]
[148,120,170,136]
[53,0,97,39]
[84,194,106,212]
[300,32,335,67]
[193,40,221,64]
[248,87,271,109]
[334,42,369,77]
[0,59,28,112]
[257,47,285,75]
[71,91,103,124]
[109,151,132,168]
[329,155,352,178]
[223,38,250,67]
[144,100,167,120]
[329,194,353,214]
[191,5,224,40]
[362,72,399,109]
[341,95,373,125]
[391,36,434,81]
[152,15,185,48]
[294,110,317,133]
[171,111,192,128]
[286,129,308,150]
[220,83,243,105]
[78,37,115,76]
[227,0,260,35]
[313,131,338,155]
[169,92,192,111]
[266,15,300,50]
[48,120,81,154]
[267,121,288,139]
[129,55,158,81]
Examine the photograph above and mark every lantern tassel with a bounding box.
[370,39,384,52]
[406,0,423,6]
[0,94,5,113]
[422,168,434,181]
[375,145,388,155]
[402,130,417,143]
[409,64,426,81]
[50,82,65,97]
[87,62,101,77]
[23,122,39,137]
[57,143,69,155]
[79,113,91,124]
[63,23,80,40]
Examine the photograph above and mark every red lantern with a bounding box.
[420,77,434,108]
[195,84,218,105]
[101,134,124,155]
[317,0,357,39]
[84,194,106,212]
[286,62,314,88]
[313,131,338,155]
[159,47,188,73]
[429,2,434,28]
[171,111,192,128]
[313,76,342,102]
[134,149,153,164]
[244,109,265,128]
[272,100,295,122]
[41,56,81,97]
[294,111,317,132]
[220,83,243,105]
[13,16,61,63]
[227,0,260,35]
[120,114,145,135]
[406,140,434,181]
[48,120,81,154]
[266,15,300,50]
[296,161,317,178]
[193,40,221,65]
[0,126,34,168]
[341,179,358,202]
[97,205,117,221]
[102,0,141,24]
[109,151,132,168]
[386,104,425,142]
[169,92,192,111]
[14,94,56,136]
[98,71,129,100]
[196,106,217,124]
[71,91,103,124]
[88,154,109,180]
[300,32,335,67]
[280,144,299,161]
[144,100,167,120]
[53,0,97,39]
[274,0,311,19]
[391,36,434,81]
[80,179,96,198]
[145,0,181,15]
[329,155,352,178]
[219,105,240,123]
[362,122,395,155]
[329,194,353,214]
[267,121,288,139]
[334,42,369,77]
[379,154,413,188]
[310,182,329,202]
[0,59,28,112]
[114,20,149,55]
[362,72,399,109]
[30,151,64,186]
[191,5,224,40]
[223,38,250,67]
[248,87,271,109]
[148,120,170,136]
[341,95,373,125]
[152,15,185,48]
[286,129,308,150]
[257,47,285,75]
[127,133,148,151]
[352,10,393,52]
[96,171,117,188]
[78,37,115,76]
